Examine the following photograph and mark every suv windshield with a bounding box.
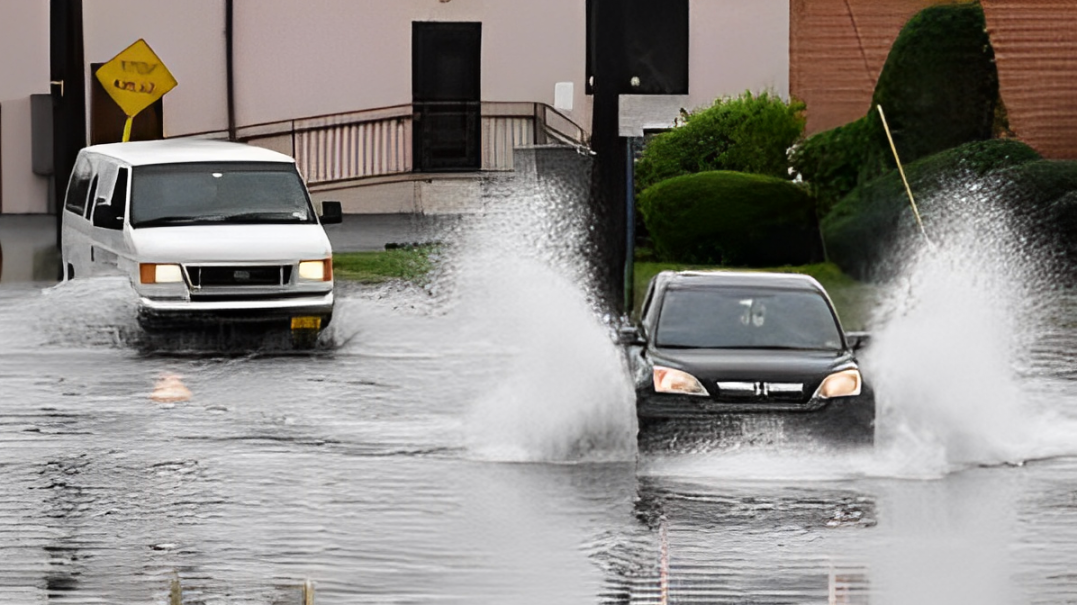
[656,286,843,350]
[129,162,317,228]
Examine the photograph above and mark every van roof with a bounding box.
[80,139,295,167]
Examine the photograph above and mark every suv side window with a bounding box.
[64,156,93,217]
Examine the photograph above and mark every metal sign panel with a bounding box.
[94,39,177,118]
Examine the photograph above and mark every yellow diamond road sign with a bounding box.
[95,39,177,117]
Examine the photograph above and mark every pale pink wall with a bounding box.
[0,0,50,214]
[83,0,229,137]
[234,0,589,130]
[688,0,790,111]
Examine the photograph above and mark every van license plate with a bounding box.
[291,316,321,330]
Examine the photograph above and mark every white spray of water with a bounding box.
[416,162,637,463]
[868,179,1077,474]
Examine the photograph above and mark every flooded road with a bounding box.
[5,169,1077,604]
[2,274,1077,605]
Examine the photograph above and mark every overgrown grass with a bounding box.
[632,261,878,331]
[333,247,434,284]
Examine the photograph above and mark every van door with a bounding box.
[88,164,129,277]
[60,155,94,280]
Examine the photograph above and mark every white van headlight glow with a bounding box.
[815,369,863,398]
[653,366,708,396]
[298,259,333,282]
[140,263,183,284]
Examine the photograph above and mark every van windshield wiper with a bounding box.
[134,215,207,227]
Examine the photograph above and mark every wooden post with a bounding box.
[169,578,182,605]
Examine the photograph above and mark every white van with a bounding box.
[60,139,342,333]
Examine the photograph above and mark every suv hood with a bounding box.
[649,347,854,382]
[129,224,332,263]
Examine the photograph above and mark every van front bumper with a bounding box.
[137,291,334,329]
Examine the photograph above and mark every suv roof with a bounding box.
[80,139,295,167]
[659,270,825,292]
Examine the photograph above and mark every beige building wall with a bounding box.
[82,0,230,138]
[234,0,590,131]
[0,0,50,215]
[688,0,789,111]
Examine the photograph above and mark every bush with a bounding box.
[638,171,823,266]
[821,139,1042,279]
[872,3,1000,165]
[792,3,1001,216]
[634,91,806,195]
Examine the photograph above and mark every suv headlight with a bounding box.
[814,368,862,398]
[653,366,708,396]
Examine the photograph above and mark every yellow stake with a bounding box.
[122,116,134,142]
[876,104,931,244]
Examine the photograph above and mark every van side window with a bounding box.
[84,175,99,219]
[111,168,128,214]
[64,157,93,216]
[92,167,128,230]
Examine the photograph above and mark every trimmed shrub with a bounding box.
[634,91,806,195]
[639,171,823,266]
[792,2,1001,216]
[822,139,1042,279]
[872,3,1000,165]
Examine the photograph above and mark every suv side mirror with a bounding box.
[320,200,343,225]
[617,325,646,346]
[846,332,871,351]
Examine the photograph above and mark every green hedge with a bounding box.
[872,3,1000,165]
[792,2,1001,215]
[638,171,823,266]
[635,91,805,195]
[822,139,1042,279]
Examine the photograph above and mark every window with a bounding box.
[129,162,316,228]
[64,156,92,216]
[656,287,843,350]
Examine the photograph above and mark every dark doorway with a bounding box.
[89,62,163,145]
[412,22,481,172]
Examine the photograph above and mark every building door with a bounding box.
[412,22,481,172]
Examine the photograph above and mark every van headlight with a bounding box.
[139,263,184,284]
[298,259,333,282]
[814,369,863,398]
[653,366,708,396]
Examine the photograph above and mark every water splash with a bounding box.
[868,174,1077,473]
[436,156,637,463]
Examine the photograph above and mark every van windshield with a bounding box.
[129,162,317,228]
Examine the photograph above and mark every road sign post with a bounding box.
[94,39,177,142]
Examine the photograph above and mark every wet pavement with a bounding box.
[2,273,1077,604]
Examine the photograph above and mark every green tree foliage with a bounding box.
[638,171,823,266]
[792,2,1001,215]
[634,91,806,195]
[821,139,1041,280]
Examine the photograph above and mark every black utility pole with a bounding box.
[587,0,689,315]
[588,0,629,313]
[50,0,86,250]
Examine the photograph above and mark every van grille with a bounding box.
[188,265,291,288]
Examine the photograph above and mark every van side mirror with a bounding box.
[320,201,343,225]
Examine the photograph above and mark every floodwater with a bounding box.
[3,183,1077,604]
